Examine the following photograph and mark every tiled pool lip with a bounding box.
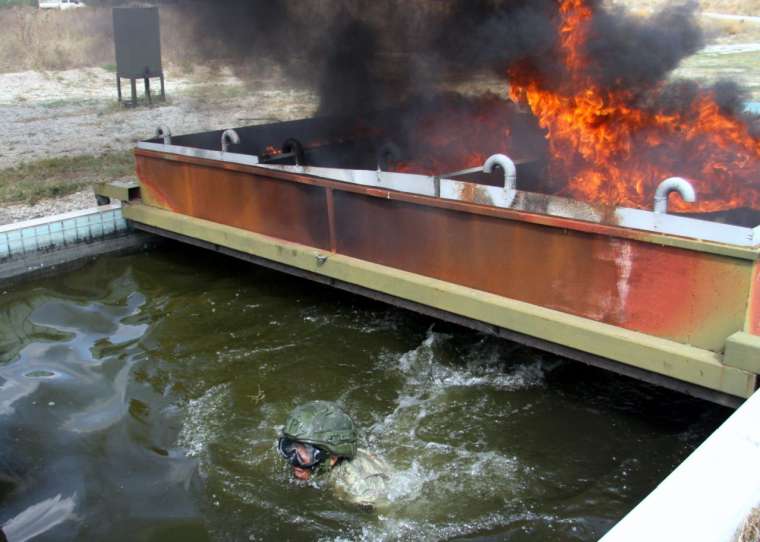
[0,202,152,286]
[601,388,760,542]
[0,203,128,261]
[0,202,122,233]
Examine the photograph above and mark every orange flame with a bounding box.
[508,0,760,212]
[391,94,522,177]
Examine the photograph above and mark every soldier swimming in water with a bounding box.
[277,401,390,508]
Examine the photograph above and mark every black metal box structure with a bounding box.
[112,7,165,106]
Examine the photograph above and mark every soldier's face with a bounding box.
[292,443,313,480]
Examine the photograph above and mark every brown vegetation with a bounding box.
[736,507,760,542]
[1,1,756,75]
[0,2,439,74]
[0,151,134,205]
[0,5,224,73]
[0,7,113,72]
[612,0,760,14]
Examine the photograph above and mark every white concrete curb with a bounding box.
[601,390,760,542]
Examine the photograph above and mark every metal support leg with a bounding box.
[144,77,151,105]
[117,75,122,102]
[160,73,166,101]
[130,78,137,107]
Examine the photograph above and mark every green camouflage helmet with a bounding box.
[282,401,357,459]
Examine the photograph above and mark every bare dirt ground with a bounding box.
[0,66,319,225]
[0,4,758,226]
[0,190,96,225]
[0,66,318,169]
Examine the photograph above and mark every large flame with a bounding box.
[391,94,519,175]
[507,0,760,212]
[389,0,760,213]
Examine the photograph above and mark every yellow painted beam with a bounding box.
[95,179,140,202]
[724,332,760,374]
[124,202,757,399]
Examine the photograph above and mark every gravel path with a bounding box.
[703,12,760,24]
[0,67,319,226]
[0,189,98,226]
[0,67,318,170]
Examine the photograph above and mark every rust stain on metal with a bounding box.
[137,154,331,249]
[133,148,752,352]
[325,187,337,253]
[134,148,756,261]
[457,182,494,206]
[746,264,760,336]
[331,191,750,352]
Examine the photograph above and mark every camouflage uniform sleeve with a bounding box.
[328,449,391,507]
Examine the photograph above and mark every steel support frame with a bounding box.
[117,73,166,107]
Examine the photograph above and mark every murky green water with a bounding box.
[0,245,730,541]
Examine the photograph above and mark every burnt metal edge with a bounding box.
[132,220,745,409]
[134,147,760,261]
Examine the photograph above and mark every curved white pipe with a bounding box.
[376,141,402,171]
[221,129,241,152]
[484,154,518,208]
[155,125,172,145]
[654,177,697,214]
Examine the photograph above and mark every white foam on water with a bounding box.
[383,460,437,504]
[341,509,560,542]
[177,383,232,461]
[348,330,544,539]
[391,329,549,394]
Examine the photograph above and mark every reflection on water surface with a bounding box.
[0,245,729,541]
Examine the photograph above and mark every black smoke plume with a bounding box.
[169,0,753,128]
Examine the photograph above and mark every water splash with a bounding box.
[178,383,232,460]
[353,329,547,537]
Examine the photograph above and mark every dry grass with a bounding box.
[736,507,760,542]
[695,0,760,12]
[613,0,760,14]
[0,151,134,205]
[0,2,758,74]
[0,5,221,73]
[0,7,113,72]
[0,4,349,74]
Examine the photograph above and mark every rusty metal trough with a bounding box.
[105,112,760,407]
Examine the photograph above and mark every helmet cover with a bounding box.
[282,401,357,459]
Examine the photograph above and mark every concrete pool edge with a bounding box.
[0,203,156,288]
[122,201,755,407]
[601,387,760,542]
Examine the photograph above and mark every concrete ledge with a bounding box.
[94,179,140,203]
[0,204,155,287]
[0,203,126,259]
[725,332,760,373]
[601,389,760,542]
